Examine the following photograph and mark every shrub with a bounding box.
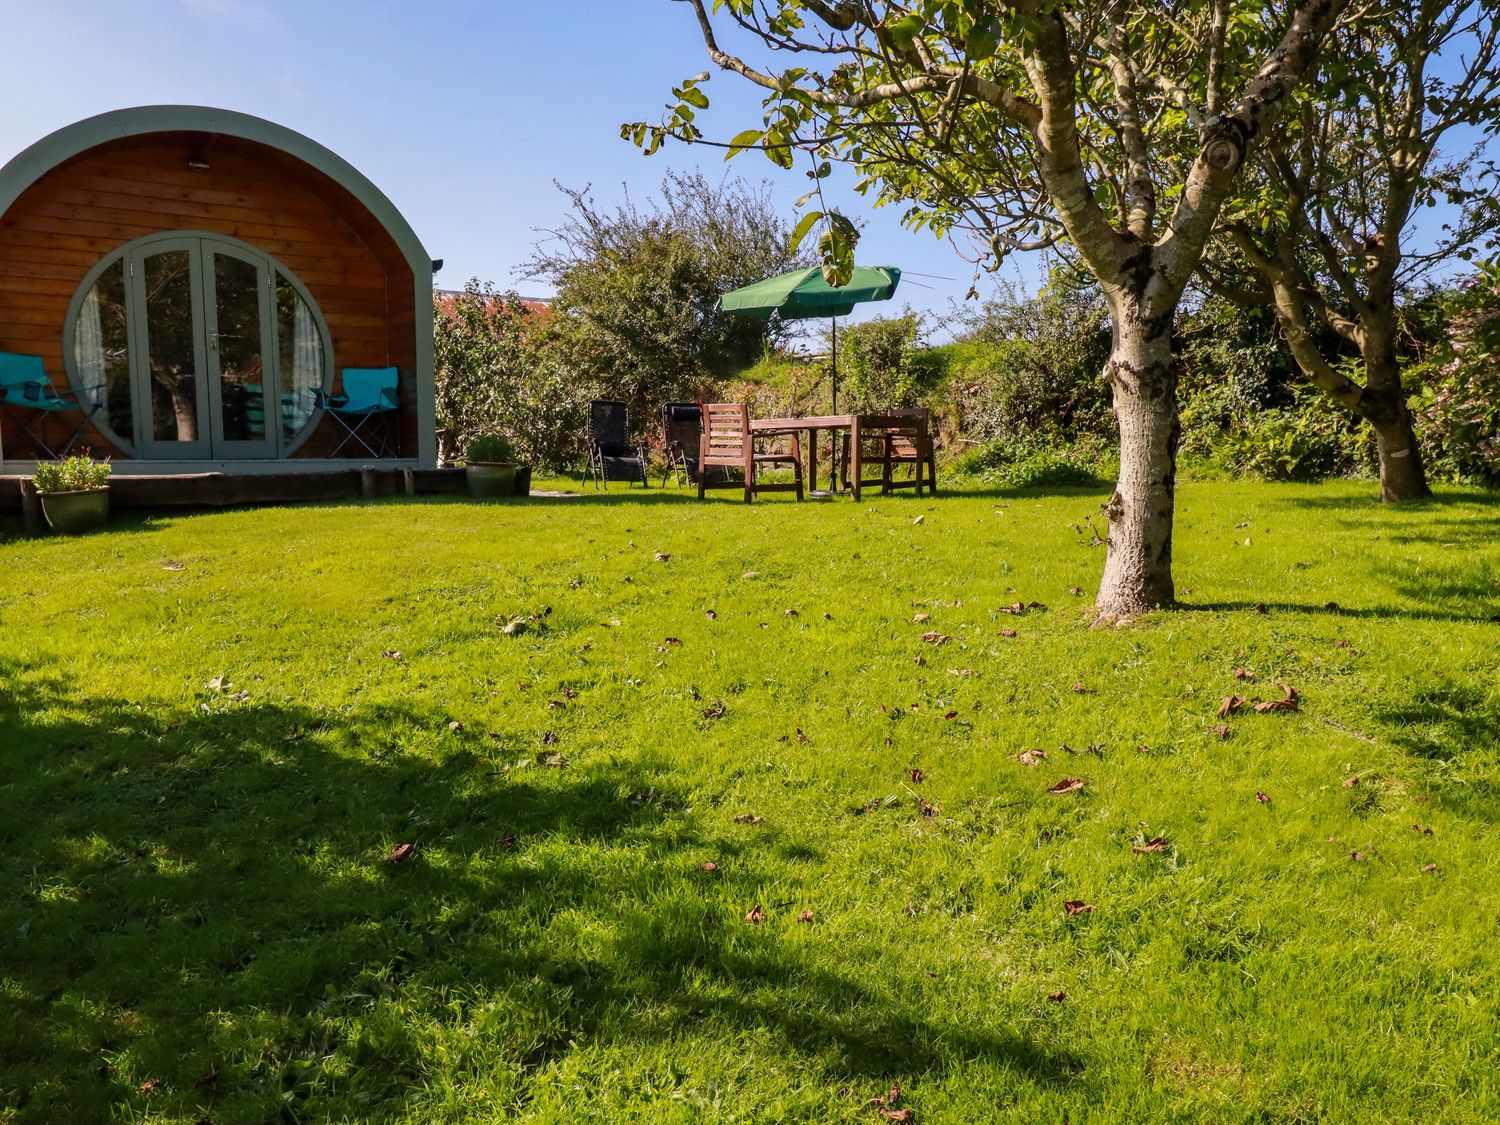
[837,312,941,411]
[434,281,585,470]
[1181,382,1375,482]
[466,434,515,464]
[942,278,1113,444]
[948,432,1112,489]
[33,453,111,494]
[1409,264,1500,485]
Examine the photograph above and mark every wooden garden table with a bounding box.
[749,413,908,500]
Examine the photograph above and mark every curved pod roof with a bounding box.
[0,104,431,280]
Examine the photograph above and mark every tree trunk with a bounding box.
[1366,390,1430,502]
[1097,307,1179,617]
[1362,314,1430,502]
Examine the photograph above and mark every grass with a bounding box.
[2,479,1498,1123]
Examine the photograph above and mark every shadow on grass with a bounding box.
[0,660,1075,1122]
[1372,681,1500,822]
[1178,599,1497,625]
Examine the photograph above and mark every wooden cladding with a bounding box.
[0,131,419,460]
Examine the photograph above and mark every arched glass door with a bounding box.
[70,234,329,459]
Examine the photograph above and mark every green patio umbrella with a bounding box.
[718,265,901,411]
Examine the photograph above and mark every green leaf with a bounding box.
[965,16,1001,58]
[726,128,764,159]
[789,210,823,254]
[888,14,924,53]
[679,86,710,110]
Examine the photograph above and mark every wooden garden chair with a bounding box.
[842,407,936,496]
[698,402,803,502]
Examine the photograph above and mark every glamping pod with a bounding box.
[0,105,435,474]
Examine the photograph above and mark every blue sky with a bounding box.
[1,0,1015,327]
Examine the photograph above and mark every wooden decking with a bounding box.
[0,467,468,516]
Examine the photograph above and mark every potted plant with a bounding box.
[33,452,112,533]
[465,434,517,498]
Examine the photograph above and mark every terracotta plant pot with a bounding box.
[466,462,517,499]
[40,487,109,533]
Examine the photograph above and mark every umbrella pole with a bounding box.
[830,315,840,490]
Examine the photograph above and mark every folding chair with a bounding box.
[586,400,649,488]
[661,401,703,486]
[0,352,103,459]
[313,367,399,458]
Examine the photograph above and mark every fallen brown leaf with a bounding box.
[1131,836,1168,855]
[1252,684,1300,713]
[387,842,416,865]
[745,905,764,924]
[1420,863,1437,874]
[1048,777,1085,795]
[912,612,931,624]
[877,1111,913,1123]
[1333,639,1352,648]
[796,909,815,923]
[921,631,951,645]
[1071,682,1089,694]
[943,710,958,720]
[998,601,1026,615]
[796,728,808,743]
[1411,824,1433,835]
[1047,990,1067,1003]
[913,654,925,666]
[733,814,764,825]
[1350,850,1368,862]
[1232,667,1254,681]
[381,650,404,662]
[138,1078,163,1093]
[1214,723,1232,741]
[448,720,464,732]
[498,835,516,849]
[1252,603,1268,614]
[654,551,670,562]
[1018,749,1046,766]
[1342,774,1361,788]
[909,768,924,783]
[1255,791,1271,805]
[703,701,727,720]
[701,861,718,872]
[1217,695,1246,718]
[705,609,717,620]
[1069,586,1083,596]
[919,798,939,817]
[997,628,1018,638]
[1063,900,1094,916]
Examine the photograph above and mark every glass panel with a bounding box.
[73,258,132,441]
[276,272,324,439]
[212,253,266,442]
[143,249,200,443]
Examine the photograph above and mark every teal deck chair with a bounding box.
[312,367,399,458]
[0,351,103,459]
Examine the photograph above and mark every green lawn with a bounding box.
[2,480,1497,1123]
